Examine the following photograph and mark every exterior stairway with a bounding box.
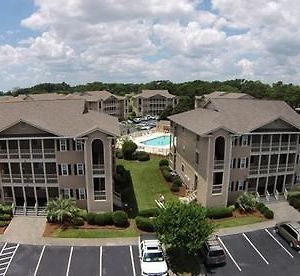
[179,190,197,204]
[13,203,47,216]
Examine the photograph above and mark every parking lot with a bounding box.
[0,243,141,276]
[208,228,300,276]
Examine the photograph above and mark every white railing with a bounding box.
[34,202,38,216]
[94,191,106,201]
[23,202,27,216]
[284,187,288,200]
[11,202,15,214]
[214,160,224,170]
[266,191,270,202]
[274,189,279,200]
[92,164,105,175]
[46,174,58,183]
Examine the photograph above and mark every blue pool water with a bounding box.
[141,135,170,147]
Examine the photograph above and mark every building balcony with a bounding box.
[92,164,105,175]
[0,148,55,160]
[251,142,297,153]
[249,163,295,175]
[214,160,224,170]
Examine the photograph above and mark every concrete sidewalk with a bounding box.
[1,201,300,246]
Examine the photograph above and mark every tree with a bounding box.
[236,192,257,212]
[121,140,137,160]
[155,202,214,254]
[159,105,173,120]
[46,197,80,223]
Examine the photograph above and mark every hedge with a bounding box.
[161,169,172,182]
[172,177,182,188]
[86,212,97,225]
[136,151,150,161]
[159,159,169,167]
[94,213,113,226]
[256,202,274,219]
[0,221,10,227]
[112,211,129,227]
[206,207,233,219]
[138,208,160,218]
[0,214,11,221]
[0,205,12,216]
[135,216,155,232]
[77,209,87,220]
[170,183,180,192]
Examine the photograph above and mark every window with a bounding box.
[60,139,67,151]
[237,180,246,191]
[61,164,69,176]
[228,181,234,192]
[76,188,86,200]
[195,152,199,164]
[61,188,71,199]
[77,163,84,175]
[94,178,106,200]
[242,136,248,146]
[212,172,223,194]
[75,140,84,151]
[181,164,185,172]
[240,158,247,169]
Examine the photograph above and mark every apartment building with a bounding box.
[133,90,178,117]
[0,91,128,120]
[194,91,253,109]
[169,96,300,207]
[0,99,120,213]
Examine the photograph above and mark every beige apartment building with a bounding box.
[0,90,128,120]
[0,99,120,214]
[133,90,178,117]
[169,93,300,207]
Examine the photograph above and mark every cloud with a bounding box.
[0,0,300,90]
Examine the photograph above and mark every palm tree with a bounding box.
[46,197,79,224]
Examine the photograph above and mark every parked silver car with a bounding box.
[200,236,226,266]
[275,221,300,249]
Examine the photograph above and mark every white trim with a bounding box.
[60,139,67,152]
[66,246,74,276]
[61,164,69,176]
[34,245,45,276]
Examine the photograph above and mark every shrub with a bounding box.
[162,169,173,182]
[77,209,87,220]
[47,214,56,223]
[255,202,274,219]
[112,211,129,227]
[0,205,12,216]
[116,149,123,159]
[287,191,300,201]
[172,177,182,187]
[206,207,233,219]
[135,216,155,232]
[72,216,84,226]
[136,151,150,161]
[103,212,114,225]
[170,183,180,192]
[0,214,11,221]
[263,209,274,219]
[160,165,170,172]
[236,192,257,212]
[159,159,169,167]
[122,140,137,160]
[138,208,160,218]
[0,221,10,227]
[94,212,113,226]
[116,165,126,176]
[86,212,97,225]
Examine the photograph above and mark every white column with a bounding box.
[29,139,33,159]
[45,187,49,202]
[34,186,37,205]
[19,163,24,185]
[22,186,26,205]
[8,162,13,184]
[11,187,16,205]
[17,140,21,159]
[6,140,10,159]
[31,162,35,184]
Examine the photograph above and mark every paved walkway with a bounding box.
[2,200,300,245]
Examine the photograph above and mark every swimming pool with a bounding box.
[140,135,170,147]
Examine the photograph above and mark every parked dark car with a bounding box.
[200,237,226,266]
[275,221,300,249]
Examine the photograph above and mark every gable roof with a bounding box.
[70,91,125,101]
[195,91,253,101]
[169,98,300,136]
[134,90,176,99]
[0,99,120,137]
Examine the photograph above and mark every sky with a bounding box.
[0,0,300,91]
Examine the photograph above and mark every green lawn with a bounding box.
[117,157,178,211]
[51,220,140,238]
[213,215,266,229]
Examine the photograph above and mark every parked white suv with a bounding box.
[139,238,168,276]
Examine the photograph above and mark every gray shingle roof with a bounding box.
[0,99,120,137]
[195,91,253,100]
[134,90,176,99]
[169,98,300,135]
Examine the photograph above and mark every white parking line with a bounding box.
[2,243,19,276]
[242,233,269,265]
[99,246,102,276]
[265,229,294,258]
[129,246,136,276]
[217,237,242,272]
[33,245,45,276]
[65,246,73,276]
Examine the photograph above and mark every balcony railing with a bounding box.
[249,163,295,175]
[8,149,19,158]
[32,149,43,159]
[0,149,8,159]
[251,141,297,153]
[92,164,105,175]
[20,149,30,158]
[1,174,11,183]
[94,191,106,200]
[46,174,58,183]
[44,148,56,158]
[214,160,224,170]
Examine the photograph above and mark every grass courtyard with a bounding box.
[117,157,178,211]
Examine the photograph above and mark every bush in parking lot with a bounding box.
[206,207,233,219]
[138,208,160,218]
[0,221,10,227]
[136,151,150,161]
[159,159,169,167]
[135,216,155,232]
[112,211,129,227]
[255,202,274,219]
[72,216,84,226]
[236,192,257,212]
[0,214,11,221]
[86,212,97,225]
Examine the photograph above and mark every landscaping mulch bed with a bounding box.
[0,226,8,234]
[231,209,264,218]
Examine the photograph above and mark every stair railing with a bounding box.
[266,191,270,202]
[283,187,288,200]
[274,189,279,201]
